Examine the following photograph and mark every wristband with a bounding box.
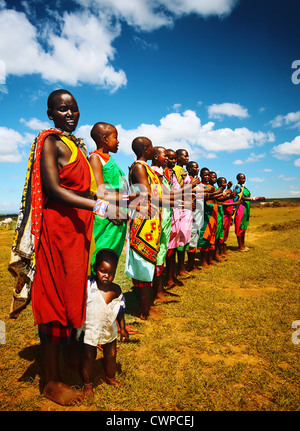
[122,192,129,203]
[93,199,109,217]
[251,197,258,201]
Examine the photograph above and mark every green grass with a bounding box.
[1,205,300,411]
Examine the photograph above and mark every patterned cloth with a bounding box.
[152,165,172,267]
[38,321,73,346]
[125,161,162,283]
[197,184,218,251]
[233,185,251,236]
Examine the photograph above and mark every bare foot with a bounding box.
[43,381,84,406]
[105,376,124,387]
[148,306,166,320]
[178,270,190,278]
[83,384,94,398]
[188,265,202,273]
[154,291,169,303]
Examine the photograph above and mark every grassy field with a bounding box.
[0,203,300,412]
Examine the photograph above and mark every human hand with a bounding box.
[119,328,129,342]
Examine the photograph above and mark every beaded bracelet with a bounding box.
[93,199,109,217]
[122,192,129,203]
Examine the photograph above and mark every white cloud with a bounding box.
[295,158,300,167]
[0,1,239,88]
[233,153,265,165]
[233,159,243,165]
[159,0,239,19]
[270,111,300,129]
[75,0,238,31]
[272,136,300,159]
[289,190,300,196]
[278,174,297,181]
[248,177,266,183]
[208,103,249,120]
[0,8,126,91]
[20,117,52,131]
[172,103,182,112]
[115,109,273,157]
[1,108,273,164]
[0,127,28,162]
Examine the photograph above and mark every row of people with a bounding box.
[9,89,264,405]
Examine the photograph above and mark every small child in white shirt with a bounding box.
[78,248,129,397]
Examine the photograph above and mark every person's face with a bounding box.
[145,142,153,160]
[166,151,177,168]
[96,260,116,286]
[238,174,246,185]
[210,172,217,184]
[188,163,199,177]
[219,178,227,188]
[201,169,210,184]
[48,93,79,133]
[105,129,119,153]
[156,149,168,168]
[178,151,189,166]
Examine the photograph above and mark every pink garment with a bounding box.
[222,198,233,243]
[168,173,193,249]
[234,202,246,237]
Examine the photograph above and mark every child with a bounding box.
[79,248,129,396]
[9,89,116,406]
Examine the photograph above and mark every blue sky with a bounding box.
[1,0,300,213]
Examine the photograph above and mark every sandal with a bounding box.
[118,325,138,335]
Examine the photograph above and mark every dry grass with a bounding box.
[0,204,300,411]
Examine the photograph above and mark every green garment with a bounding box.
[90,156,128,274]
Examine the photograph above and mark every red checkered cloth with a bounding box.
[132,279,153,288]
[38,321,73,345]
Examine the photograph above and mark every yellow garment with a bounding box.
[129,161,162,264]
[60,136,97,195]
[173,165,187,187]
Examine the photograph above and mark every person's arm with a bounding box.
[115,286,129,342]
[41,136,126,223]
[243,196,265,202]
[40,135,95,210]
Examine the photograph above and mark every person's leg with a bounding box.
[166,251,183,288]
[81,343,97,397]
[140,284,151,319]
[103,340,123,387]
[199,249,210,268]
[39,323,84,406]
[187,250,201,272]
[177,250,189,276]
[237,233,245,250]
